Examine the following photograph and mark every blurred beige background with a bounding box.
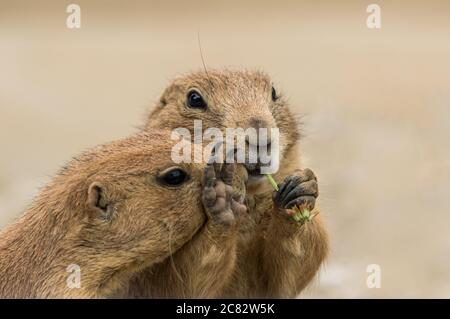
[1,0,449,298]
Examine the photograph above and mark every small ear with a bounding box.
[159,96,167,107]
[87,182,113,221]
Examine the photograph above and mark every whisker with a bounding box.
[167,222,187,295]
[197,31,214,90]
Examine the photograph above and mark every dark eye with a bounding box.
[271,87,279,101]
[159,168,189,186]
[187,90,207,109]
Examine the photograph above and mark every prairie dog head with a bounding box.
[72,130,204,252]
[146,69,300,186]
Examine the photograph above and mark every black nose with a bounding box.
[246,117,272,147]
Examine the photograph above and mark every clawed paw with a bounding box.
[272,169,319,215]
[202,163,247,226]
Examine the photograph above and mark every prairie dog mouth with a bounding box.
[244,163,265,180]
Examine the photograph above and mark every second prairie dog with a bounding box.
[0,130,247,298]
[142,68,329,298]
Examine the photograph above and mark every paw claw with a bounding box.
[273,169,319,214]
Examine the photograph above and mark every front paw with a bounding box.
[202,163,247,226]
[272,169,319,214]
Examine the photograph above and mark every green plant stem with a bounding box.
[265,173,279,191]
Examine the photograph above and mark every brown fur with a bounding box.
[140,68,329,298]
[0,130,211,298]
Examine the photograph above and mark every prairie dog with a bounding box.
[0,130,246,298]
[144,69,329,298]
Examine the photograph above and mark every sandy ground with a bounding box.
[1,0,449,298]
